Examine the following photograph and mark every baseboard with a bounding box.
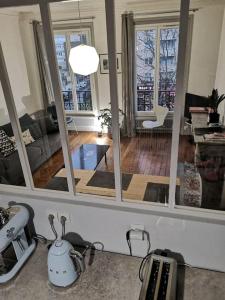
[68,125,97,132]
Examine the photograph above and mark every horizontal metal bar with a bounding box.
[134,9,198,17]
[29,17,95,25]
[0,0,64,8]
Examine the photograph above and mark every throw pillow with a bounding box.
[0,122,14,137]
[19,113,35,127]
[27,122,43,140]
[22,129,35,145]
[0,129,16,157]
[10,129,35,146]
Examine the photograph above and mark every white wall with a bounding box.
[1,2,225,128]
[215,9,225,123]
[4,1,223,130]
[0,192,225,272]
[188,6,224,96]
[0,13,41,125]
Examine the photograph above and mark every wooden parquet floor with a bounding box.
[33,131,195,189]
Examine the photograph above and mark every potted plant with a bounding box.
[208,89,225,123]
[98,106,124,139]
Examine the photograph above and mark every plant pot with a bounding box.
[97,131,103,137]
[209,112,220,124]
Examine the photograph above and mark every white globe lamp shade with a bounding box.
[69,44,99,76]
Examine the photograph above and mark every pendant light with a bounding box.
[69,0,99,76]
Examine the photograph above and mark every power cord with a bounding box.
[48,214,58,240]
[33,234,48,244]
[139,252,153,282]
[126,230,132,256]
[126,229,151,256]
[60,215,67,239]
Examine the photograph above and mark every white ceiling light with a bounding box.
[69,45,99,76]
[68,0,99,76]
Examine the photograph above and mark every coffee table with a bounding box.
[71,144,109,170]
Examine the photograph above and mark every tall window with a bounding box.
[54,29,95,112]
[135,23,179,113]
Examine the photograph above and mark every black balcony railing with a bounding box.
[158,90,176,111]
[137,90,154,111]
[137,88,176,111]
[62,90,92,111]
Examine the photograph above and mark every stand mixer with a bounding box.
[0,205,36,283]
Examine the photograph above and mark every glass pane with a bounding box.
[158,27,179,111]
[55,34,74,111]
[70,33,93,111]
[0,83,25,187]
[136,29,157,111]
[176,2,225,211]
[0,5,69,192]
[50,0,115,199]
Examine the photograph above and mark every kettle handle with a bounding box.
[70,249,85,273]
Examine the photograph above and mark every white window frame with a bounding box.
[54,27,97,115]
[0,0,225,225]
[135,22,179,118]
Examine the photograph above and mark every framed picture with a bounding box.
[99,53,122,74]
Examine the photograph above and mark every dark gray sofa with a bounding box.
[0,113,61,186]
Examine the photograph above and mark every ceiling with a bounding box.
[0,0,225,16]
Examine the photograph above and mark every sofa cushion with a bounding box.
[0,122,14,137]
[0,114,43,140]
[26,143,47,172]
[2,150,25,185]
[0,129,16,157]
[19,113,35,127]
[0,176,10,185]
[45,132,61,157]
[0,158,6,178]
[37,115,59,135]
[10,129,35,146]
[24,122,42,140]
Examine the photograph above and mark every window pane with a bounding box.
[0,5,70,192]
[50,0,115,199]
[176,2,225,211]
[158,27,179,111]
[55,34,74,111]
[0,83,26,187]
[70,33,93,111]
[136,29,156,111]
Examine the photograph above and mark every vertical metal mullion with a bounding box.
[66,32,78,112]
[168,0,190,209]
[0,44,34,189]
[105,0,122,202]
[155,26,161,108]
[39,1,76,195]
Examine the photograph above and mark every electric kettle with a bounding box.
[48,239,85,287]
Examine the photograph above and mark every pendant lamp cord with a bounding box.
[77,0,83,44]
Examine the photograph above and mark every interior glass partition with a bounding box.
[50,0,116,199]
[175,1,225,211]
[119,1,181,204]
[0,5,70,192]
[0,82,26,187]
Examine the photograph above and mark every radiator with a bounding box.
[139,254,177,300]
[136,119,173,133]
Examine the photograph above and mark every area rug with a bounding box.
[86,171,133,191]
[143,182,180,203]
[46,177,80,191]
